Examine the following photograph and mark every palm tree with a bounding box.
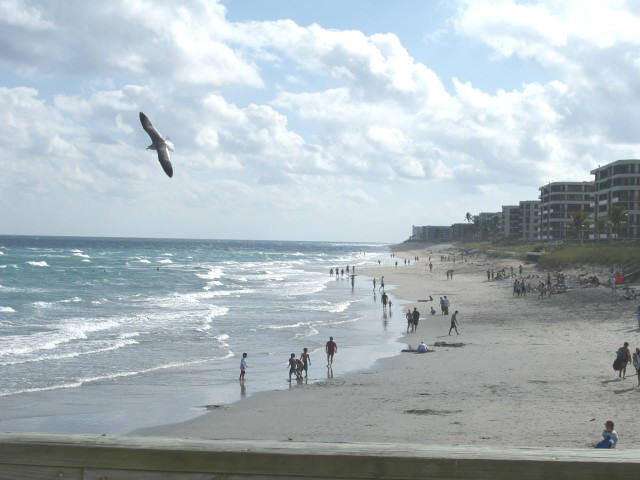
[609,205,627,239]
[596,217,607,241]
[464,212,473,223]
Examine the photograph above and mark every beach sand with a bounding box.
[136,245,640,448]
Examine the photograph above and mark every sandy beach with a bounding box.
[137,244,640,448]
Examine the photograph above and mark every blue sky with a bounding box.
[0,1,638,241]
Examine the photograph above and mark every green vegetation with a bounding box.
[459,241,546,258]
[460,240,640,281]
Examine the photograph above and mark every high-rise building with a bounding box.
[590,159,640,239]
[501,205,520,239]
[519,200,540,242]
[538,182,594,241]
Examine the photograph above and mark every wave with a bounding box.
[196,267,223,280]
[293,325,319,339]
[0,337,139,367]
[0,318,120,357]
[32,301,53,308]
[72,252,90,259]
[82,259,91,263]
[0,251,4,255]
[197,306,230,331]
[0,356,231,398]
[202,280,223,291]
[161,253,173,256]
[136,258,152,264]
[59,297,82,303]
[26,261,48,267]
[158,258,173,264]
[328,300,353,313]
[70,249,83,253]
[0,306,15,313]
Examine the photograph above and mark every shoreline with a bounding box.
[136,244,640,448]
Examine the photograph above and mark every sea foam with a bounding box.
[26,261,48,267]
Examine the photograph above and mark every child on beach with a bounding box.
[239,352,247,382]
[301,347,311,378]
[288,353,299,382]
[595,420,618,448]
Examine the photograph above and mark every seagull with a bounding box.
[139,112,174,178]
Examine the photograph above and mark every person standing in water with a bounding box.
[301,347,311,379]
[326,336,338,366]
[239,352,247,382]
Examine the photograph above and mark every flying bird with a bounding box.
[139,112,174,178]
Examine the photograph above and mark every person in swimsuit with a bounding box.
[288,353,298,382]
[301,347,311,378]
[326,336,337,366]
[449,310,460,335]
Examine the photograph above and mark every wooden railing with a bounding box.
[0,433,638,479]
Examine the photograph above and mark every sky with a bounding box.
[2,0,640,242]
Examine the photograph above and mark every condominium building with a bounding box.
[538,181,594,241]
[590,159,640,239]
[501,205,520,239]
[519,200,540,242]
[411,225,452,242]
[451,223,475,242]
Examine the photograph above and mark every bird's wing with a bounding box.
[139,112,164,143]
[156,145,173,178]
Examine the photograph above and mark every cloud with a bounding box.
[3,1,640,240]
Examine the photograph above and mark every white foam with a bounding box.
[26,261,48,267]
[161,253,173,256]
[0,318,119,357]
[328,300,353,313]
[72,252,90,259]
[136,258,152,264]
[0,306,15,313]
[32,301,53,308]
[58,297,82,303]
[70,249,83,253]
[293,325,319,339]
[0,251,4,255]
[0,337,139,367]
[196,267,223,280]
[158,258,172,264]
[82,259,91,263]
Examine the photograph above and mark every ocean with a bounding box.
[0,236,405,434]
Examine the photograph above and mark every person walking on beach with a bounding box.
[301,347,311,379]
[443,296,450,315]
[633,347,640,387]
[381,291,388,310]
[449,311,460,335]
[326,336,337,366]
[411,307,420,333]
[379,276,385,292]
[406,309,412,333]
[373,278,376,290]
[239,352,248,382]
[429,262,433,272]
[614,342,632,378]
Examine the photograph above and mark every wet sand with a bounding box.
[136,245,640,448]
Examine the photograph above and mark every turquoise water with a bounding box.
[0,236,404,433]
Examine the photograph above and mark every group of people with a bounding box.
[330,265,355,277]
[405,307,420,333]
[240,337,339,384]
